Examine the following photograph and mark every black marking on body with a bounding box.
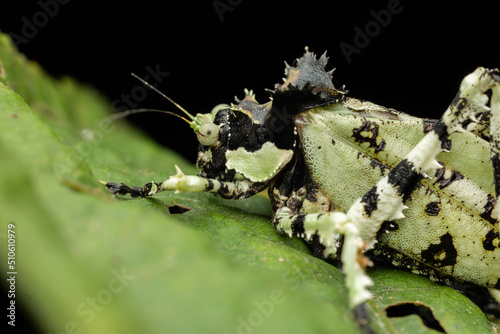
[451,93,468,114]
[420,233,457,268]
[370,242,500,313]
[291,215,305,235]
[369,158,389,174]
[219,182,230,198]
[305,184,320,203]
[352,120,386,153]
[425,202,441,216]
[387,158,421,200]
[270,147,307,201]
[428,119,453,150]
[491,151,500,198]
[441,138,452,151]
[286,191,304,210]
[375,221,399,240]
[483,229,500,251]
[269,142,322,215]
[307,234,331,261]
[105,182,157,198]
[226,111,264,152]
[361,187,379,216]
[382,221,399,232]
[480,194,497,226]
[433,167,464,189]
[422,119,451,149]
[223,100,299,154]
[370,242,453,284]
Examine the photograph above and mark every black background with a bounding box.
[1,0,499,332]
[2,0,499,164]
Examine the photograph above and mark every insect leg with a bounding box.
[274,208,373,306]
[104,165,268,199]
[347,68,499,245]
[274,207,374,332]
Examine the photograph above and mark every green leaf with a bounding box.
[0,31,497,334]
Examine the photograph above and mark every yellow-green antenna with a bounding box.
[130,73,196,121]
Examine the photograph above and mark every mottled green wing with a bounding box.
[296,99,500,288]
[296,99,428,211]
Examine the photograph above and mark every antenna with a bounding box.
[107,108,191,124]
[130,73,196,121]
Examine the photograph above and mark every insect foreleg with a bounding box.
[105,165,268,199]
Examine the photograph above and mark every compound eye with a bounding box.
[197,122,219,146]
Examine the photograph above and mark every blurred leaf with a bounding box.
[0,31,497,334]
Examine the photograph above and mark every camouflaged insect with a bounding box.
[105,48,500,330]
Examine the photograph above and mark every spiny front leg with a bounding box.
[105,165,268,199]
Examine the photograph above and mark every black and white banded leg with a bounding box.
[104,165,269,199]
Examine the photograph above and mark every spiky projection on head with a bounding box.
[277,46,342,98]
[229,47,346,127]
[230,89,271,125]
[269,47,346,116]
